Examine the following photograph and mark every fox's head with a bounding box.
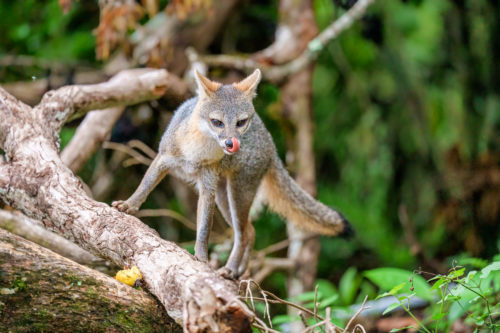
[193,69,261,155]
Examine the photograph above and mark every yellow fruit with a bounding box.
[115,266,143,286]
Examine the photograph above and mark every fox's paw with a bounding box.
[112,200,138,215]
[217,266,239,281]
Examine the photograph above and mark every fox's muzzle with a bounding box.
[224,137,240,153]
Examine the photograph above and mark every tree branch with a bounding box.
[0,209,114,271]
[61,107,125,173]
[35,69,169,133]
[192,0,376,83]
[0,71,253,331]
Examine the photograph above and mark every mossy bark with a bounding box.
[0,229,181,332]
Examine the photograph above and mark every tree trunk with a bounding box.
[283,65,320,333]
[255,1,320,331]
[0,228,180,332]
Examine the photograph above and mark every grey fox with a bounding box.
[112,69,352,278]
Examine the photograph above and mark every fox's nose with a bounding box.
[225,139,233,148]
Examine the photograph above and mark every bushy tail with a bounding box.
[257,157,353,236]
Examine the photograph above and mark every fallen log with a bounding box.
[0,228,180,332]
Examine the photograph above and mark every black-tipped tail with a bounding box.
[338,214,355,238]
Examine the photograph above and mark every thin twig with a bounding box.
[314,284,320,321]
[260,238,291,256]
[344,296,370,332]
[242,296,325,322]
[136,208,197,231]
[353,323,367,333]
[128,139,157,159]
[103,141,153,166]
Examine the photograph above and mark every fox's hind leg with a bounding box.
[223,176,258,278]
[237,222,255,277]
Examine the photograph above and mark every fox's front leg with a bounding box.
[194,169,218,262]
[112,154,170,215]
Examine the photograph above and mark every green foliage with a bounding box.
[375,258,500,332]
[366,267,432,300]
[0,0,97,60]
[311,0,500,268]
[0,0,98,82]
[271,258,499,331]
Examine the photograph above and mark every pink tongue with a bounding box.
[227,138,240,153]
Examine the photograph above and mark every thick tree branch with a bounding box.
[0,72,253,331]
[192,0,376,83]
[2,70,108,106]
[0,209,113,271]
[35,69,169,133]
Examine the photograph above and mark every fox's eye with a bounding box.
[236,119,248,128]
[211,119,224,128]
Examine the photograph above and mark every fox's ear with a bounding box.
[194,70,222,98]
[233,69,261,98]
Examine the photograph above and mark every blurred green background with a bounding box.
[1,0,499,313]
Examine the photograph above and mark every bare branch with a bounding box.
[192,0,376,83]
[34,69,169,133]
[344,296,370,332]
[137,208,197,232]
[61,107,125,173]
[128,139,158,159]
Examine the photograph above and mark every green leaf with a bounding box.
[387,282,406,295]
[315,279,338,298]
[448,267,465,279]
[383,302,401,315]
[292,291,317,302]
[431,278,446,291]
[431,312,447,320]
[480,261,500,279]
[459,257,488,269]
[339,267,361,305]
[319,294,339,308]
[365,268,433,300]
[376,292,392,300]
[271,314,301,325]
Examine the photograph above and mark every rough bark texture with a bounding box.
[0,228,179,332]
[0,69,252,331]
[0,209,115,273]
[131,0,240,75]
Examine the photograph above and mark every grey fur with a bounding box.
[112,70,351,278]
